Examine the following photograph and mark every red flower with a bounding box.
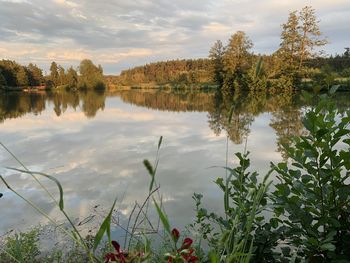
[104,241,127,263]
[112,241,120,252]
[181,238,193,250]
[188,256,199,263]
[181,248,199,263]
[171,228,180,242]
[104,253,116,262]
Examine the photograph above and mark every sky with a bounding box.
[0,0,349,74]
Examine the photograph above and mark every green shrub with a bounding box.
[272,93,350,262]
[191,152,276,262]
[0,228,40,263]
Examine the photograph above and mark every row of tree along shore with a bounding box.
[0,59,105,91]
[1,6,350,93]
[109,6,350,92]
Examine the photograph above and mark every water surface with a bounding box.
[0,89,349,235]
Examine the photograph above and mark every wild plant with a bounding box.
[272,89,350,262]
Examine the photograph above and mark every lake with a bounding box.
[0,89,349,237]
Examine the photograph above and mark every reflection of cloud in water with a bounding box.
[0,108,157,134]
[4,90,339,235]
[0,96,230,233]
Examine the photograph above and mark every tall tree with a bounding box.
[298,6,327,70]
[66,67,78,87]
[79,59,105,89]
[209,40,225,85]
[222,31,253,81]
[27,63,44,86]
[50,62,59,87]
[280,10,300,67]
[58,66,66,86]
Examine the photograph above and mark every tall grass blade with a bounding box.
[153,198,171,236]
[93,197,117,252]
[7,168,64,210]
[224,173,233,214]
[1,142,58,204]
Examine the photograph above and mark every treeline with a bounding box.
[109,59,212,86]
[307,50,350,76]
[48,59,105,90]
[0,59,105,90]
[0,60,45,88]
[209,6,350,93]
[109,6,350,91]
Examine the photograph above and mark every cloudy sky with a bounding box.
[0,0,349,74]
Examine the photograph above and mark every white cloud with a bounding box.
[0,0,349,73]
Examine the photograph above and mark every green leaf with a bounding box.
[270,218,279,229]
[316,128,329,139]
[320,242,336,251]
[8,168,65,210]
[281,246,291,256]
[329,85,340,94]
[93,197,117,251]
[153,198,171,236]
[208,250,219,263]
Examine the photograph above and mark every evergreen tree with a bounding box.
[209,40,225,85]
[50,62,59,87]
[66,67,78,88]
[58,66,66,86]
[280,10,300,68]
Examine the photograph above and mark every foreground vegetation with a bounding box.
[0,90,349,262]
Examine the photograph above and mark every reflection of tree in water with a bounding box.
[0,92,46,123]
[270,106,304,160]
[269,92,350,159]
[0,89,106,122]
[207,89,304,151]
[207,90,254,144]
[81,89,106,118]
[1,88,350,157]
[46,90,80,117]
[110,89,214,112]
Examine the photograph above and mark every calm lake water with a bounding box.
[0,89,349,235]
